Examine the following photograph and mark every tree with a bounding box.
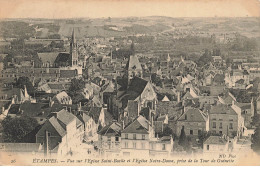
[198,131,208,148]
[151,73,162,87]
[178,127,193,153]
[163,126,173,136]
[251,114,260,127]
[251,126,260,154]
[1,116,39,142]
[69,78,85,93]
[15,76,35,95]
[197,49,213,67]
[178,127,188,145]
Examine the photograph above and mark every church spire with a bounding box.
[72,28,76,44]
[70,28,78,67]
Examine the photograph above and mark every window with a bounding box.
[141,143,145,149]
[125,142,128,148]
[213,122,216,128]
[133,142,136,149]
[151,143,154,150]
[219,131,222,135]
[48,132,51,137]
[190,130,193,135]
[198,130,202,136]
[162,144,166,150]
[125,134,128,139]
[115,136,119,142]
[207,145,209,150]
[142,135,145,140]
[219,122,222,129]
[185,115,187,120]
[229,123,233,129]
[133,134,136,140]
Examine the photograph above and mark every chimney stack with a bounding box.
[49,97,54,107]
[177,91,181,103]
[122,120,125,130]
[78,102,82,111]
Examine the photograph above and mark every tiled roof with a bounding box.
[126,55,142,70]
[213,74,225,83]
[220,92,236,105]
[54,52,70,63]
[104,109,115,125]
[236,102,251,110]
[204,136,228,145]
[98,122,121,136]
[53,91,70,103]
[178,108,207,122]
[122,115,150,134]
[87,107,103,124]
[56,109,76,126]
[48,116,66,137]
[210,104,237,115]
[127,76,148,99]
[60,70,77,78]
[77,113,91,123]
[48,83,65,90]
[139,107,150,120]
[38,52,59,65]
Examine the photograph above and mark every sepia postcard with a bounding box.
[0,0,260,166]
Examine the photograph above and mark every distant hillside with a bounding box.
[58,23,170,38]
[123,24,170,34]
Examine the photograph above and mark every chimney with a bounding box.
[68,107,72,113]
[49,98,54,107]
[177,91,181,103]
[122,120,125,130]
[63,106,67,111]
[2,107,4,113]
[80,111,83,117]
[78,102,82,111]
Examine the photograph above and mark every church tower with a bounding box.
[70,28,78,67]
[126,55,143,84]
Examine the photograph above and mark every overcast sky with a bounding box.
[0,0,259,19]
